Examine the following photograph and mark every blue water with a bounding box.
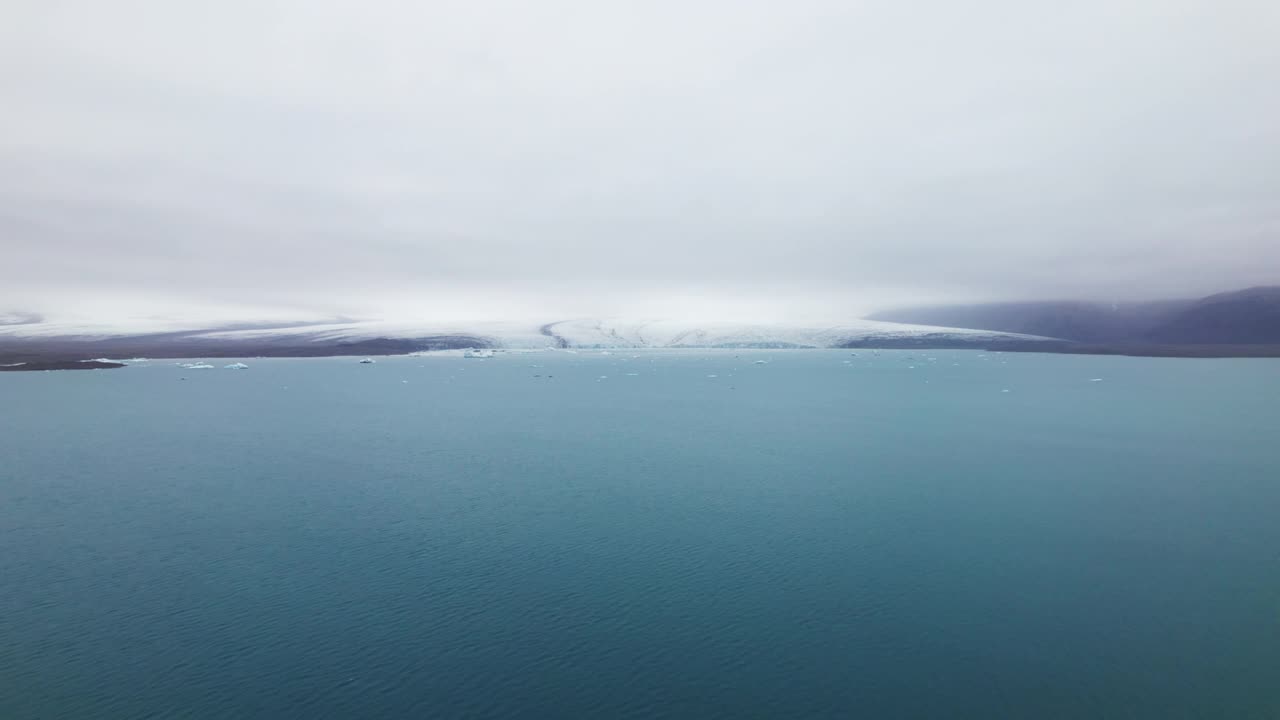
[2,350,1279,719]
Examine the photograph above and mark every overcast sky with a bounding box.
[2,0,1278,323]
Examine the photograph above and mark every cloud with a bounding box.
[2,0,1278,322]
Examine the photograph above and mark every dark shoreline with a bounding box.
[838,338,1280,358]
[0,335,488,370]
[986,341,1280,358]
[4,338,1280,371]
[0,360,127,372]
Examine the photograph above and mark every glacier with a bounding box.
[0,316,1058,355]
[188,317,1052,349]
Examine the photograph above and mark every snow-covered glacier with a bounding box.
[189,317,1053,349]
[537,318,1051,349]
[0,315,1057,353]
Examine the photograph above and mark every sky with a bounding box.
[2,0,1278,324]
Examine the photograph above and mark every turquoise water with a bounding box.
[2,350,1278,719]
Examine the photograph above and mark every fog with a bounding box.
[3,0,1278,324]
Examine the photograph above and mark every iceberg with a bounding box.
[224,362,249,370]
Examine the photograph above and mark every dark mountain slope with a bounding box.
[869,287,1280,345]
[1145,287,1280,344]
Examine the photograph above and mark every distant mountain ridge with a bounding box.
[1144,287,1280,344]
[868,286,1280,345]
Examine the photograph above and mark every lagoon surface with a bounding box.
[2,350,1279,718]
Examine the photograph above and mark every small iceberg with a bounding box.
[224,362,249,370]
[180,362,215,370]
[463,348,496,359]
[1089,378,1104,382]
[754,360,769,365]
[359,358,376,364]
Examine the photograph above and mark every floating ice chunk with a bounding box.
[1089,378,1104,382]
[464,349,495,358]
[359,358,375,364]
[224,362,249,370]
[707,374,718,378]
[1001,389,1011,393]
[180,362,215,369]
[754,360,769,364]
